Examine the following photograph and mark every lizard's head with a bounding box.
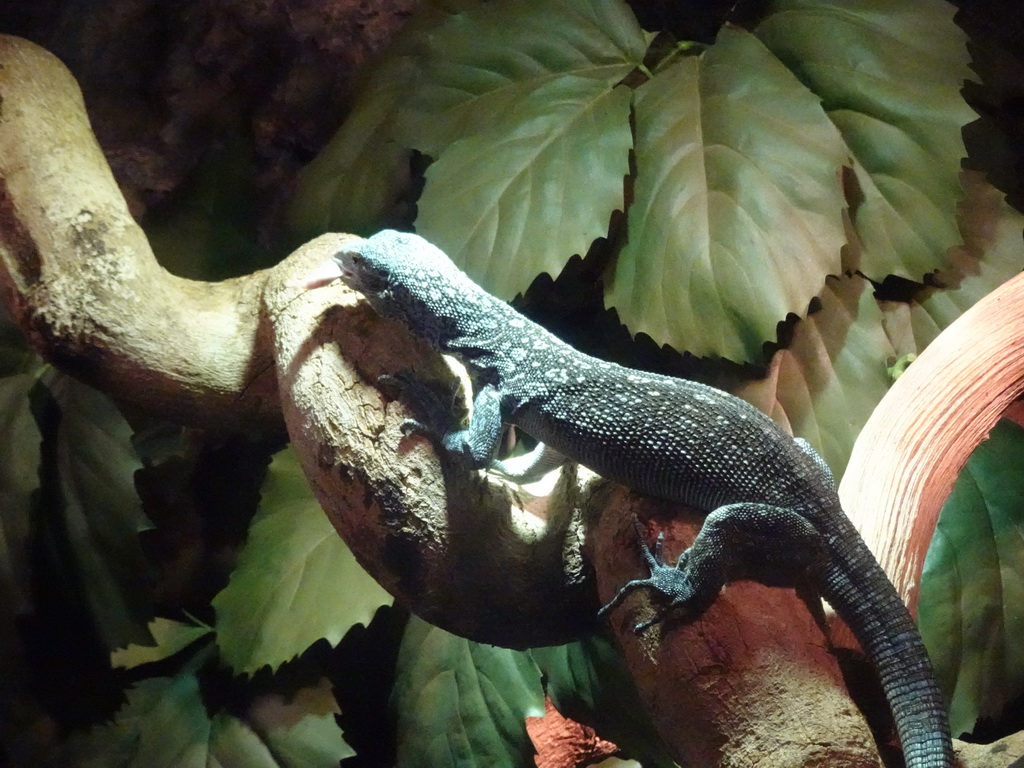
[328,230,478,347]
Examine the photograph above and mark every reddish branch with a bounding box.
[841,271,1024,612]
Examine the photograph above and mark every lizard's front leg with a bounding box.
[389,375,507,470]
[437,383,507,468]
[602,504,827,632]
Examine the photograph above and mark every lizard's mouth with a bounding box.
[333,252,362,288]
[334,251,388,296]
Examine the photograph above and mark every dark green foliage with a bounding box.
[920,420,1024,737]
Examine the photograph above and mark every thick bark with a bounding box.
[0,33,596,646]
[0,29,602,644]
[592,497,884,767]
[265,257,597,647]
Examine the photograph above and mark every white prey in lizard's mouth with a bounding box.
[301,258,345,290]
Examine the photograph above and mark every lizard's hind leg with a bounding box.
[597,517,674,628]
[601,505,827,633]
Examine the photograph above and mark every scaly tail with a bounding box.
[823,529,953,768]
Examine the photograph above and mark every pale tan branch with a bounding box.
[0,33,595,647]
[263,253,598,646]
[0,34,280,432]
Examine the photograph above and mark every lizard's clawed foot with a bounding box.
[398,417,436,439]
[598,518,697,633]
[378,372,462,439]
[375,372,407,396]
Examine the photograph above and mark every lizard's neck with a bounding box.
[372,251,580,391]
[449,306,583,398]
[441,303,519,373]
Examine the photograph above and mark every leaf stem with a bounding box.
[652,41,703,75]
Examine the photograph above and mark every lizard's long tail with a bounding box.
[822,528,953,768]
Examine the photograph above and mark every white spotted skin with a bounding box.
[333,231,954,768]
[335,231,834,518]
[503,336,832,517]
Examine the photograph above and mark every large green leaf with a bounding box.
[918,420,1024,737]
[735,274,895,481]
[897,173,1024,350]
[32,371,153,650]
[0,311,33,377]
[755,0,975,281]
[65,673,353,768]
[0,370,41,724]
[67,675,212,768]
[405,0,647,298]
[208,716,283,768]
[284,2,473,240]
[392,616,545,767]
[252,711,355,768]
[143,135,273,280]
[417,76,633,297]
[110,617,212,670]
[0,373,41,616]
[289,0,647,246]
[286,75,413,240]
[213,447,392,675]
[394,0,649,156]
[531,636,677,768]
[738,177,1023,482]
[607,25,848,362]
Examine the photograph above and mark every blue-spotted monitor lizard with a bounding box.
[307,229,952,768]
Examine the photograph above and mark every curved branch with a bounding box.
[269,264,882,759]
[840,268,1024,612]
[592,505,882,767]
[0,34,281,432]
[0,33,596,647]
[263,255,597,646]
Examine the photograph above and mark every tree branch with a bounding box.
[592,504,884,767]
[0,32,596,648]
[0,34,281,433]
[264,255,598,646]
